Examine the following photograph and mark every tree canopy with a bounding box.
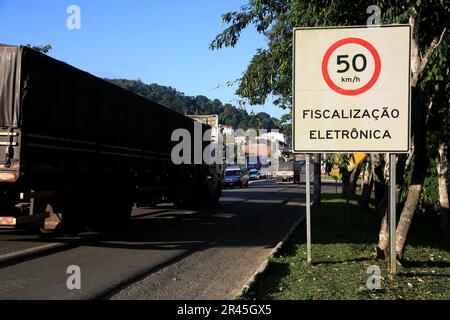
[109,79,281,132]
[26,44,52,53]
[210,0,449,109]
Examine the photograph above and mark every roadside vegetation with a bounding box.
[212,0,450,261]
[241,192,450,300]
[109,79,281,132]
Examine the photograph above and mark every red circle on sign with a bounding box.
[321,37,381,96]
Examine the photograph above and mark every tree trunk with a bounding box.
[360,163,373,210]
[376,210,389,259]
[437,142,449,239]
[380,9,443,260]
[348,162,362,199]
[313,153,322,207]
[395,60,434,259]
[396,184,423,257]
[371,154,386,216]
[341,167,350,199]
[376,155,391,257]
[376,161,389,258]
[395,125,428,259]
[396,153,408,188]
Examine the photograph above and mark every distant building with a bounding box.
[260,131,286,144]
[220,127,288,171]
[220,124,234,136]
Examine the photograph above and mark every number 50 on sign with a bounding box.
[292,25,411,153]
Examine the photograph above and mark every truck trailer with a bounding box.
[0,45,222,233]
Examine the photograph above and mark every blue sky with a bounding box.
[0,0,284,118]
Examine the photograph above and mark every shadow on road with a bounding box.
[0,182,307,264]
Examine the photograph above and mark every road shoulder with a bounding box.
[110,197,305,300]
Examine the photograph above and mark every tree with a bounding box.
[423,41,450,240]
[211,0,450,259]
[394,4,449,260]
[26,44,52,53]
[359,158,374,210]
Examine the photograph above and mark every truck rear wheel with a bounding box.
[174,181,203,209]
[59,176,133,234]
[208,181,222,205]
[59,181,89,235]
[60,204,84,236]
[86,180,133,232]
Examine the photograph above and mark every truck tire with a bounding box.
[59,180,90,235]
[174,181,203,209]
[60,205,84,236]
[174,184,189,209]
[209,181,222,205]
[87,184,133,232]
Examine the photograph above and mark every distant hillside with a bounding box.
[108,79,281,131]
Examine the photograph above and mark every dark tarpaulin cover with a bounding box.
[0,45,206,152]
[0,44,210,173]
[0,45,21,127]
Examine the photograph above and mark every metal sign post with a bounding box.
[389,153,397,274]
[306,154,312,263]
[292,26,410,269]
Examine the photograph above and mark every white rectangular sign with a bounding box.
[293,25,411,153]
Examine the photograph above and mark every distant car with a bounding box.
[248,168,259,181]
[223,167,249,188]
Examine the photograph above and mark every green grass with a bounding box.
[241,193,450,300]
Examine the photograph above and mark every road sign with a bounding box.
[293,25,411,153]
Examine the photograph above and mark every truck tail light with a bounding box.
[11,163,20,169]
[0,172,17,182]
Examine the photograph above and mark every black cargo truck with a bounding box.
[0,45,222,233]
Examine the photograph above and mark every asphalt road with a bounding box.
[0,178,333,300]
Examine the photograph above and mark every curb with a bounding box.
[238,208,306,297]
